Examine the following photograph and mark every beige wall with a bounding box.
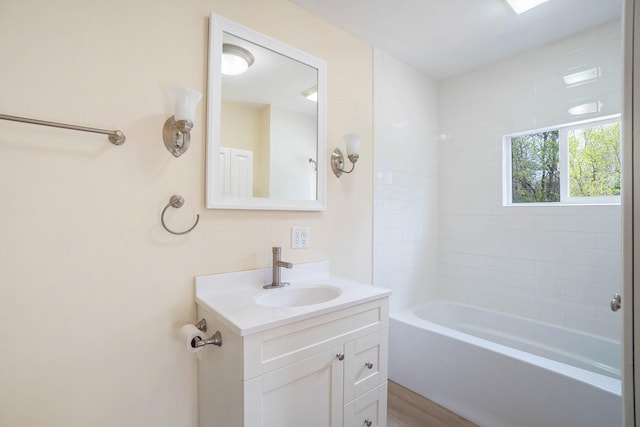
[220,101,264,154]
[0,0,373,426]
[258,105,271,197]
[220,100,270,196]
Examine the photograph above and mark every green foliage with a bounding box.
[510,121,620,204]
[568,122,620,197]
[511,131,560,203]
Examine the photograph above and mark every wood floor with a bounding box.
[387,381,478,427]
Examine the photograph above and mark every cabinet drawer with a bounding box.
[343,383,388,427]
[255,299,387,375]
[344,328,388,402]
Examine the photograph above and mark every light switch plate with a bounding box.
[291,227,310,249]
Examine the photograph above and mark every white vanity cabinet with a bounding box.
[197,297,389,427]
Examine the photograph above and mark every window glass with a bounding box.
[568,122,621,198]
[504,116,620,205]
[511,131,559,203]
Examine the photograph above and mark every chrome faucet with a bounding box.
[263,246,293,289]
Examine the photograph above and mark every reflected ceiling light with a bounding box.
[222,44,254,76]
[563,67,600,86]
[301,86,318,102]
[505,0,549,14]
[568,100,603,116]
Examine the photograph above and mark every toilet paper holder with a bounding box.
[192,319,222,348]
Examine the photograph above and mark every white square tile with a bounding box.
[374,26,622,338]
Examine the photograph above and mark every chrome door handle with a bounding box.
[336,353,344,361]
[611,293,622,312]
[365,361,374,369]
[363,419,373,427]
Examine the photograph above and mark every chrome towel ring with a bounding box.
[161,195,199,235]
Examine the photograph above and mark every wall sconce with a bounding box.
[163,88,202,157]
[331,133,361,178]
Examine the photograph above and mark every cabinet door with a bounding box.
[257,345,344,427]
[343,383,387,427]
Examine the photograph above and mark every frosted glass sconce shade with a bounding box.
[343,133,361,158]
[163,87,202,157]
[331,133,362,178]
[222,44,255,76]
[171,88,202,122]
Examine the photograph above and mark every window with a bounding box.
[503,115,620,205]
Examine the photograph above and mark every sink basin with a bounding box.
[255,285,342,308]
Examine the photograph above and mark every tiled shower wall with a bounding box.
[438,21,622,339]
[373,49,440,312]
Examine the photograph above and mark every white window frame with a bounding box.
[503,114,621,206]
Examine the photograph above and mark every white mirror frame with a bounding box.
[206,14,327,211]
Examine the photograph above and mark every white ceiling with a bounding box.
[291,0,622,80]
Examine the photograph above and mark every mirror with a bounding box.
[206,14,327,210]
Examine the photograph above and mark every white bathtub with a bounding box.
[389,301,621,427]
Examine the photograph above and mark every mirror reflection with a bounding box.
[218,32,319,201]
[207,14,326,210]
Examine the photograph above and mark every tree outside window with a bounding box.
[568,122,621,198]
[511,131,560,203]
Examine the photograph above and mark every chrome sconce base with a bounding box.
[163,115,193,157]
[331,148,359,177]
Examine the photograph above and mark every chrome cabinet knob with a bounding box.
[365,361,374,369]
[611,293,622,312]
[336,353,344,361]
[363,419,373,427]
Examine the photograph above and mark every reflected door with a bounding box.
[220,147,253,198]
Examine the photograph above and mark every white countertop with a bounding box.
[195,261,391,336]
